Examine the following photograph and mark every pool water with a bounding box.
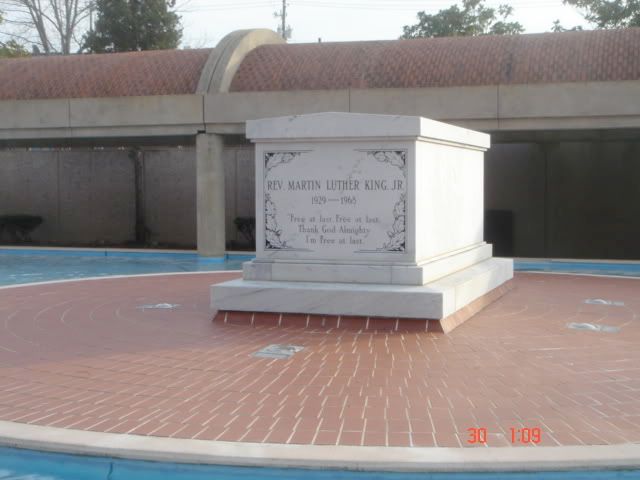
[0,447,639,480]
[1,251,640,287]
[514,259,640,278]
[0,250,252,286]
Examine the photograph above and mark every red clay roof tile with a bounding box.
[230,29,640,92]
[0,48,212,100]
[1,29,638,100]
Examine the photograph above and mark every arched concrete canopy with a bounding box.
[197,29,284,95]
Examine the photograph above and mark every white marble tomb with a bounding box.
[211,112,513,324]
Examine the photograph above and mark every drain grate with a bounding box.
[252,344,304,359]
[567,322,620,333]
[138,303,181,310]
[584,298,625,307]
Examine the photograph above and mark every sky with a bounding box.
[177,0,589,48]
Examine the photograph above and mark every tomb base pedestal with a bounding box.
[212,258,513,333]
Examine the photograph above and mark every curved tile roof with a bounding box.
[0,48,212,100]
[1,29,638,101]
[230,28,640,92]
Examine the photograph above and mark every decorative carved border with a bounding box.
[362,150,407,253]
[263,151,309,250]
[265,151,301,174]
[264,192,288,249]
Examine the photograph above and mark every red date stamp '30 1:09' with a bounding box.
[467,427,543,445]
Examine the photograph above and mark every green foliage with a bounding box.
[0,39,29,58]
[83,0,182,53]
[551,19,584,31]
[401,0,524,39]
[563,0,640,28]
[0,11,28,57]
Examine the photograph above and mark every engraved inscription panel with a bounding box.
[263,149,407,257]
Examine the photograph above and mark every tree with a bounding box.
[402,0,524,39]
[83,0,182,53]
[562,0,640,28]
[0,10,26,56]
[0,38,28,56]
[550,19,584,31]
[0,0,91,54]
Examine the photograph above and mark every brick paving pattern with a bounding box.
[0,272,639,448]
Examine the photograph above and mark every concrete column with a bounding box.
[196,133,226,257]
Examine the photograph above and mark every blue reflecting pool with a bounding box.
[514,259,640,278]
[1,250,640,287]
[0,447,639,480]
[0,249,253,286]
[1,250,639,288]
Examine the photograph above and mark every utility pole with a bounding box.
[274,0,291,41]
[281,0,286,40]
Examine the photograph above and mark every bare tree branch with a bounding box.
[1,0,91,53]
[0,29,40,45]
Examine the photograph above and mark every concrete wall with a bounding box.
[0,149,136,245]
[485,140,640,260]
[545,142,640,259]
[0,144,256,248]
[485,143,546,258]
[0,148,194,247]
[224,144,255,248]
[143,148,197,247]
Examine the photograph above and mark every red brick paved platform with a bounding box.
[1,272,639,448]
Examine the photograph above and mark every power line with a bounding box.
[183,0,566,6]
[295,0,562,9]
[185,0,564,4]
[179,1,277,12]
[180,0,565,13]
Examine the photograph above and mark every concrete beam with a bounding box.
[498,81,640,120]
[206,123,246,135]
[0,99,70,130]
[0,95,205,141]
[204,90,350,124]
[1,73,640,140]
[496,115,640,131]
[350,85,499,120]
[69,95,203,129]
[0,126,204,142]
[202,80,640,132]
